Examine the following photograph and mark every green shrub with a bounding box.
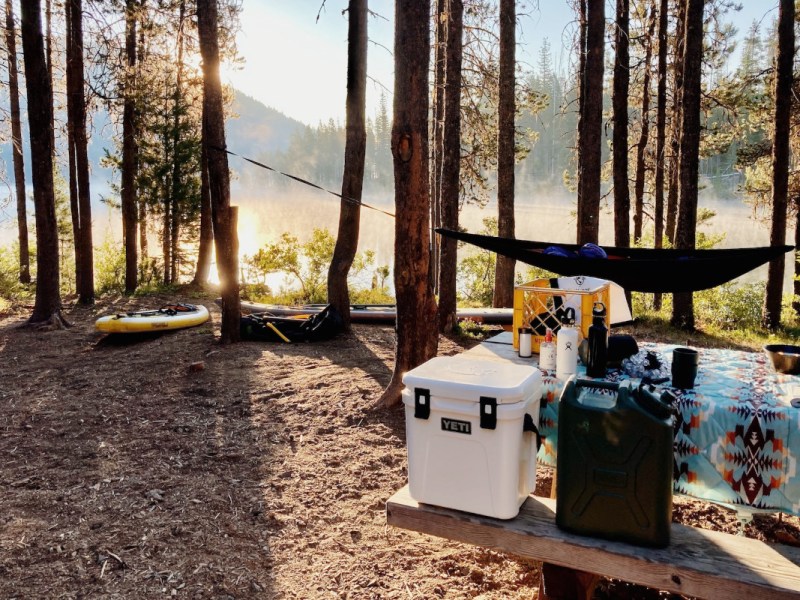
[95,238,126,294]
[0,244,32,303]
[349,286,394,306]
[694,282,766,331]
[243,227,391,306]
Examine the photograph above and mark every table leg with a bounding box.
[538,562,600,600]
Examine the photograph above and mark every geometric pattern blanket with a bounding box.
[537,343,800,515]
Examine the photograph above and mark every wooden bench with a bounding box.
[386,485,800,599]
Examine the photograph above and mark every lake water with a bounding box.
[0,182,794,292]
[232,185,795,292]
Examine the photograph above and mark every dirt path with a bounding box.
[1,294,798,599]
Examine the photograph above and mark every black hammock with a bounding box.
[436,228,795,294]
[241,305,343,343]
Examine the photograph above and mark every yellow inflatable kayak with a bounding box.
[95,303,210,333]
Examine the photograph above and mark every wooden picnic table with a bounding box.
[387,333,800,598]
[387,485,800,599]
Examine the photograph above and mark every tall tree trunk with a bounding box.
[193,114,213,286]
[169,0,186,285]
[666,0,685,245]
[577,0,605,244]
[5,0,30,284]
[122,0,139,293]
[66,0,94,304]
[793,193,800,317]
[653,0,668,309]
[327,0,367,331]
[161,98,172,285]
[139,200,148,260]
[45,0,56,160]
[21,0,63,325]
[493,0,516,308]
[67,91,81,294]
[376,0,437,409]
[612,0,630,248]
[430,0,446,294]
[437,0,463,332]
[66,1,81,292]
[197,0,240,343]
[763,0,795,330]
[162,152,172,284]
[633,7,656,244]
[576,0,587,218]
[671,0,702,331]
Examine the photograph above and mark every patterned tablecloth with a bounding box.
[465,333,800,516]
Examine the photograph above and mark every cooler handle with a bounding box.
[523,413,542,451]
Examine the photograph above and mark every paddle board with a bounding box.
[96,303,210,333]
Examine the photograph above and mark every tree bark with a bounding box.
[197,0,240,343]
[139,200,148,260]
[493,0,516,308]
[162,121,172,284]
[437,0,463,332]
[66,0,94,305]
[193,113,213,286]
[5,0,30,284]
[671,0,702,331]
[762,0,795,330]
[612,0,630,249]
[168,0,186,285]
[430,0,446,295]
[794,193,800,317]
[665,0,685,245]
[633,7,656,244]
[327,0,367,331]
[576,0,587,211]
[577,0,604,245]
[122,0,139,293]
[376,0,437,409]
[21,0,63,325]
[45,0,56,160]
[653,0,668,309]
[66,0,80,294]
[137,0,150,273]
[67,81,81,293]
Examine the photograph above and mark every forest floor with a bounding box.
[1,289,800,599]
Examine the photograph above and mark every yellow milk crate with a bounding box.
[513,277,611,354]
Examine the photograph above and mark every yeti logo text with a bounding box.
[441,418,472,434]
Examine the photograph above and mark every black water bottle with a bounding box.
[586,301,608,378]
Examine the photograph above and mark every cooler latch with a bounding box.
[480,396,497,430]
[414,388,431,420]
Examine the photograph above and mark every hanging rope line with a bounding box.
[211,146,396,218]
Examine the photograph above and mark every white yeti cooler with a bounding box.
[402,355,542,519]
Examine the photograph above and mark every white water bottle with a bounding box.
[556,318,579,381]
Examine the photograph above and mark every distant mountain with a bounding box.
[226,90,307,158]
[0,89,304,191]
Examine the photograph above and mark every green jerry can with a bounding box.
[556,377,674,547]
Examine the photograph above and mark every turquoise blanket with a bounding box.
[537,343,800,515]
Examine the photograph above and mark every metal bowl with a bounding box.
[764,344,800,375]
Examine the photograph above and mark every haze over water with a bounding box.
[231,182,793,292]
[0,179,791,293]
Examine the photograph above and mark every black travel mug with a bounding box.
[671,347,699,389]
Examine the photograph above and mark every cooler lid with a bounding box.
[402,356,541,404]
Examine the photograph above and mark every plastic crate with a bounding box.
[513,277,611,353]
